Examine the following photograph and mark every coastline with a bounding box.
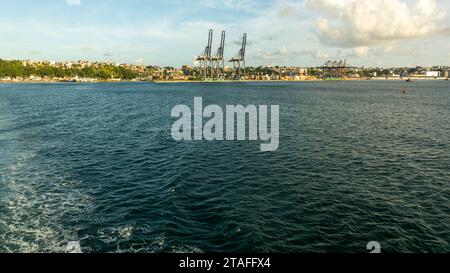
[1,77,448,84]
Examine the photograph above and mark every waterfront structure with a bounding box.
[195,29,214,79]
[229,33,247,80]
[194,30,247,80]
[211,31,226,79]
[318,60,350,79]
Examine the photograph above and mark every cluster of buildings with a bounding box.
[362,66,450,79]
[178,65,311,81]
[0,75,97,83]
[314,60,450,79]
[243,67,311,81]
[1,58,449,82]
[20,59,148,72]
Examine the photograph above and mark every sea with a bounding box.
[0,81,449,253]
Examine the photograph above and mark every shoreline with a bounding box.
[1,77,448,84]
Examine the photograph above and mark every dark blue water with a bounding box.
[0,81,449,253]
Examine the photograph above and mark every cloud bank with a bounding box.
[308,0,447,47]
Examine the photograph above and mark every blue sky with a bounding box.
[1,0,450,67]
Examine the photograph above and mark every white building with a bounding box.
[426,71,440,77]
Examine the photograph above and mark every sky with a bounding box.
[0,0,450,67]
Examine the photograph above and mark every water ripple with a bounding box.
[0,81,449,253]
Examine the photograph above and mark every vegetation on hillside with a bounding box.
[0,59,141,80]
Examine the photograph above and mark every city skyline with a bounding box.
[1,0,450,67]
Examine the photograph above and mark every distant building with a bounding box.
[299,68,308,76]
[426,71,440,77]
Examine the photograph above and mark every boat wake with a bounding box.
[0,149,94,253]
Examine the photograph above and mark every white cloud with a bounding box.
[253,46,331,65]
[344,43,421,59]
[66,0,81,6]
[353,47,369,57]
[308,0,447,47]
[299,49,329,60]
[279,5,295,17]
[253,46,294,64]
[313,50,329,59]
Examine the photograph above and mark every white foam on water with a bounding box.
[96,226,203,253]
[170,245,203,254]
[0,149,95,253]
[98,224,137,243]
[118,224,134,239]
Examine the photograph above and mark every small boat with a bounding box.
[402,87,409,95]
[445,78,449,81]
[405,78,413,83]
